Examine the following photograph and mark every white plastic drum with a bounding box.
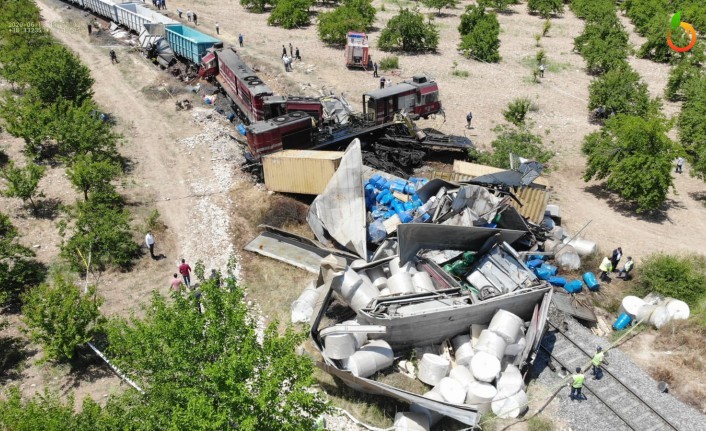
[649,306,670,329]
[410,391,445,426]
[379,288,392,296]
[389,257,402,275]
[465,381,497,414]
[342,320,368,349]
[470,351,501,382]
[504,337,526,358]
[367,266,388,290]
[665,299,690,320]
[436,377,466,405]
[393,412,430,431]
[636,304,657,323]
[475,330,508,360]
[412,272,435,293]
[566,238,598,257]
[290,282,322,323]
[388,271,415,295]
[619,296,646,319]
[491,388,528,419]
[345,340,394,378]
[418,354,450,386]
[496,365,523,394]
[451,334,475,366]
[489,310,525,343]
[449,365,476,390]
[323,333,357,360]
[471,324,488,347]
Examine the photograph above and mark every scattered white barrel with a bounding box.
[418,354,450,386]
[343,320,368,349]
[470,351,501,382]
[471,324,488,347]
[436,377,466,405]
[324,333,357,359]
[475,330,508,360]
[388,272,415,295]
[619,296,645,320]
[649,306,670,329]
[291,282,322,323]
[393,412,430,431]
[636,304,657,323]
[465,381,497,414]
[449,365,476,390]
[380,288,392,296]
[412,271,435,293]
[367,266,388,290]
[359,271,374,287]
[491,388,528,419]
[665,299,690,320]
[344,340,394,378]
[389,257,402,275]
[504,337,526,358]
[496,365,523,394]
[451,334,474,366]
[489,310,524,344]
[410,391,444,426]
[566,238,598,257]
[335,268,380,312]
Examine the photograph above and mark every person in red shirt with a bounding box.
[179,259,192,288]
[170,273,183,291]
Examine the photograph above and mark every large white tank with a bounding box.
[665,298,690,320]
[451,334,474,366]
[367,266,388,290]
[449,365,476,390]
[491,388,528,419]
[619,296,645,319]
[334,269,379,312]
[412,271,435,293]
[471,324,488,347]
[290,282,322,323]
[649,306,670,329]
[418,354,450,386]
[323,333,357,359]
[496,365,523,394]
[636,304,657,323]
[435,377,466,405]
[565,238,598,256]
[465,381,497,414]
[470,351,501,382]
[344,340,394,378]
[489,310,525,343]
[475,330,508,360]
[342,320,368,349]
[388,271,415,295]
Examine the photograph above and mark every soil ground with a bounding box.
[1,0,706,428]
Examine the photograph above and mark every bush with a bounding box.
[502,97,536,126]
[317,0,376,45]
[240,0,269,13]
[470,124,554,169]
[527,0,563,18]
[21,275,104,362]
[268,0,313,29]
[665,60,703,101]
[421,0,458,16]
[458,6,501,62]
[542,19,551,36]
[677,76,706,180]
[588,64,658,117]
[378,8,439,52]
[0,160,45,211]
[634,253,706,306]
[0,212,47,305]
[573,19,630,75]
[379,55,400,70]
[570,0,615,22]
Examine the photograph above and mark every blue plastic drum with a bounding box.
[613,312,632,330]
[583,272,600,291]
[564,280,583,294]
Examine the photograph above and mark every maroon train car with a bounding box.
[245,111,313,158]
[262,95,324,123]
[199,48,274,123]
[362,75,441,124]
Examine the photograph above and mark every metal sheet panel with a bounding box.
[262,150,343,195]
[452,160,549,186]
[397,224,526,265]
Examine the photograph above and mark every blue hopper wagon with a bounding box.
[164,24,221,65]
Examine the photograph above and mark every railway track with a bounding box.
[541,321,680,431]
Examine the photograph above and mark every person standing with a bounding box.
[373,61,378,77]
[386,78,391,87]
[215,22,219,34]
[239,33,244,47]
[186,10,192,22]
[569,367,585,400]
[282,45,287,57]
[193,12,198,25]
[466,111,473,129]
[87,22,92,35]
[145,231,155,259]
[591,347,606,377]
[162,0,166,9]
[179,259,192,288]
[676,157,685,173]
[599,256,613,281]
[289,42,293,58]
[539,63,545,78]
[610,247,622,272]
[177,8,182,18]
[380,76,385,89]
[170,273,183,291]
[618,256,634,280]
[295,47,301,61]
[110,49,118,64]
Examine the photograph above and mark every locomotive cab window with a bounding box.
[423,92,438,104]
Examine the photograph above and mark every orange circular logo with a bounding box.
[667,21,697,53]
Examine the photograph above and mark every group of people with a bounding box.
[282,44,301,72]
[151,0,166,10]
[177,9,198,25]
[570,346,607,401]
[598,247,634,282]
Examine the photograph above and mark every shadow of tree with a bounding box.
[583,184,682,224]
[688,191,706,207]
[59,345,115,397]
[0,336,35,384]
[34,197,62,220]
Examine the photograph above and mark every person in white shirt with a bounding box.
[145,231,155,259]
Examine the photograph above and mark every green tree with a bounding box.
[458,6,501,62]
[23,44,94,105]
[677,76,706,180]
[0,212,47,305]
[240,0,269,12]
[103,277,329,430]
[0,160,45,211]
[317,0,376,45]
[623,0,666,35]
[59,197,140,273]
[378,8,439,52]
[637,14,684,63]
[421,0,458,16]
[0,94,54,158]
[570,0,616,22]
[502,97,535,127]
[527,0,563,18]
[343,0,376,26]
[268,0,313,29]
[0,1,52,85]
[67,153,122,201]
[582,115,678,213]
[665,59,703,101]
[633,253,706,306]
[470,124,554,169]
[21,275,104,362]
[573,19,629,75]
[588,64,658,117]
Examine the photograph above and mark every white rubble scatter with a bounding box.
[321,413,366,431]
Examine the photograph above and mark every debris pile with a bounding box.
[614,293,690,330]
[365,175,429,242]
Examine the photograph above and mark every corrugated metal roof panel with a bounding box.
[452,160,550,187]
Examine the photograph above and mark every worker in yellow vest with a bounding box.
[569,367,585,400]
[599,256,613,282]
[592,346,607,377]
